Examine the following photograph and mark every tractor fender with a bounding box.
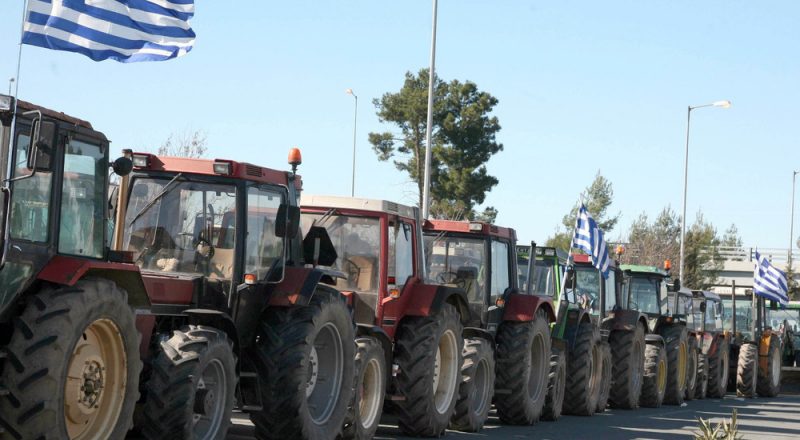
[184,309,241,355]
[645,334,665,346]
[266,266,333,306]
[384,282,469,324]
[758,329,775,373]
[501,294,556,323]
[463,326,495,348]
[356,324,394,383]
[36,255,150,307]
[609,309,648,333]
[562,307,593,351]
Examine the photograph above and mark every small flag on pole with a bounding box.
[572,203,611,278]
[22,0,195,63]
[753,251,789,306]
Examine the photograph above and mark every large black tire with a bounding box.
[394,303,463,436]
[608,324,645,409]
[139,325,236,440]
[341,337,386,440]
[596,341,612,413]
[694,353,708,399]
[494,311,552,425]
[757,336,781,397]
[736,343,757,398]
[685,337,699,401]
[662,326,688,405]
[639,344,667,408]
[542,347,566,421]
[0,278,141,440]
[250,288,355,440]
[563,322,600,416]
[706,339,729,398]
[450,338,495,432]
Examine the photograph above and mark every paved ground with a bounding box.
[226,391,800,440]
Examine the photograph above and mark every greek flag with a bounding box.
[753,251,789,306]
[22,0,195,63]
[572,203,610,279]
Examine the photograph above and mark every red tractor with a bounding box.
[423,220,557,428]
[114,151,355,440]
[299,195,468,437]
[0,96,145,439]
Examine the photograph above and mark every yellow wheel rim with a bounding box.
[64,319,127,440]
[657,356,667,394]
[677,342,687,390]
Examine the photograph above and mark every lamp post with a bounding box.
[346,88,358,197]
[679,100,731,285]
[790,170,799,271]
[7,78,13,96]
[421,0,438,219]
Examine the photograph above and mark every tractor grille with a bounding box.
[246,165,261,177]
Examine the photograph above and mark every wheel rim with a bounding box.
[359,357,383,429]
[588,344,602,399]
[677,342,687,390]
[657,355,667,394]
[771,348,781,388]
[432,329,459,414]
[306,322,344,425]
[527,332,547,402]
[720,349,729,387]
[64,319,127,440]
[687,350,697,390]
[472,356,490,417]
[192,359,228,439]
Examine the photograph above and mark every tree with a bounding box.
[682,213,723,290]
[157,130,208,158]
[545,172,620,250]
[369,69,503,219]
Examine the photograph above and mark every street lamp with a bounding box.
[421,0,439,219]
[679,100,731,285]
[7,78,14,96]
[346,88,358,197]
[790,170,799,271]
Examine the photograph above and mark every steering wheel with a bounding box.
[195,237,215,259]
[437,271,459,285]
[345,258,361,284]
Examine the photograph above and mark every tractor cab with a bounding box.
[619,264,671,329]
[668,287,697,329]
[692,290,724,335]
[519,246,566,298]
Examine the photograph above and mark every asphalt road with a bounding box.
[226,391,800,440]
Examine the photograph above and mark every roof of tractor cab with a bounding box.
[671,287,693,298]
[620,264,668,277]
[130,153,300,188]
[424,219,516,241]
[12,100,102,138]
[692,290,721,302]
[300,194,417,219]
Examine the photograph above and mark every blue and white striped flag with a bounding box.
[572,203,611,279]
[753,251,789,306]
[22,0,195,63]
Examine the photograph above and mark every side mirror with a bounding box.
[275,203,300,238]
[672,279,680,291]
[27,119,55,171]
[699,301,707,313]
[111,156,133,176]
[302,225,337,266]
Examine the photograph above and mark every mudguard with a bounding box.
[645,334,664,346]
[758,329,774,373]
[36,255,149,307]
[266,266,325,306]
[382,280,469,323]
[562,307,593,351]
[501,294,556,323]
[609,309,648,332]
[356,324,394,383]
[463,326,495,348]
[184,308,241,354]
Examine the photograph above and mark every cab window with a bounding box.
[245,187,284,280]
[388,221,414,288]
[10,132,53,242]
[59,139,107,258]
[491,240,510,299]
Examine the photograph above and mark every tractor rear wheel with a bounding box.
[685,337,699,401]
[736,343,758,398]
[757,336,781,397]
[595,341,612,413]
[450,337,495,432]
[394,303,462,437]
[662,326,688,405]
[706,339,729,398]
[250,287,355,440]
[608,325,645,409]
[563,322,600,416]
[342,337,386,440]
[640,344,667,408]
[495,310,551,425]
[0,278,141,440]
[542,347,566,421]
[694,353,708,399]
[139,326,236,440]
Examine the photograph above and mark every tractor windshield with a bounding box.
[300,213,381,295]
[123,177,237,279]
[424,235,486,304]
[768,307,800,333]
[626,276,661,315]
[564,265,602,314]
[722,296,753,340]
[531,259,556,296]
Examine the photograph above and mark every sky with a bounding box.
[1,1,798,249]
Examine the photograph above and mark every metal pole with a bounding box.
[350,93,358,197]
[421,0,438,219]
[790,170,798,273]
[679,106,692,286]
[731,280,737,334]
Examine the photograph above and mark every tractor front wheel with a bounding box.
[694,353,708,399]
[595,341,612,413]
[542,347,566,421]
[684,337,699,401]
[736,343,758,398]
[0,278,141,440]
[640,344,667,408]
[342,337,386,440]
[608,325,645,409]
[706,339,729,398]
[450,337,495,432]
[757,336,781,397]
[563,322,600,416]
[662,326,688,405]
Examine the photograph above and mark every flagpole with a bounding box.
[11,0,28,131]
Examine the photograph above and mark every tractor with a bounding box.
[718,281,781,398]
[114,151,355,440]
[690,290,729,398]
[423,221,557,428]
[619,263,687,407]
[766,300,800,367]
[529,250,613,417]
[299,195,468,437]
[667,286,703,401]
[0,96,145,440]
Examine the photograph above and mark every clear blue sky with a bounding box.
[2,1,798,248]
